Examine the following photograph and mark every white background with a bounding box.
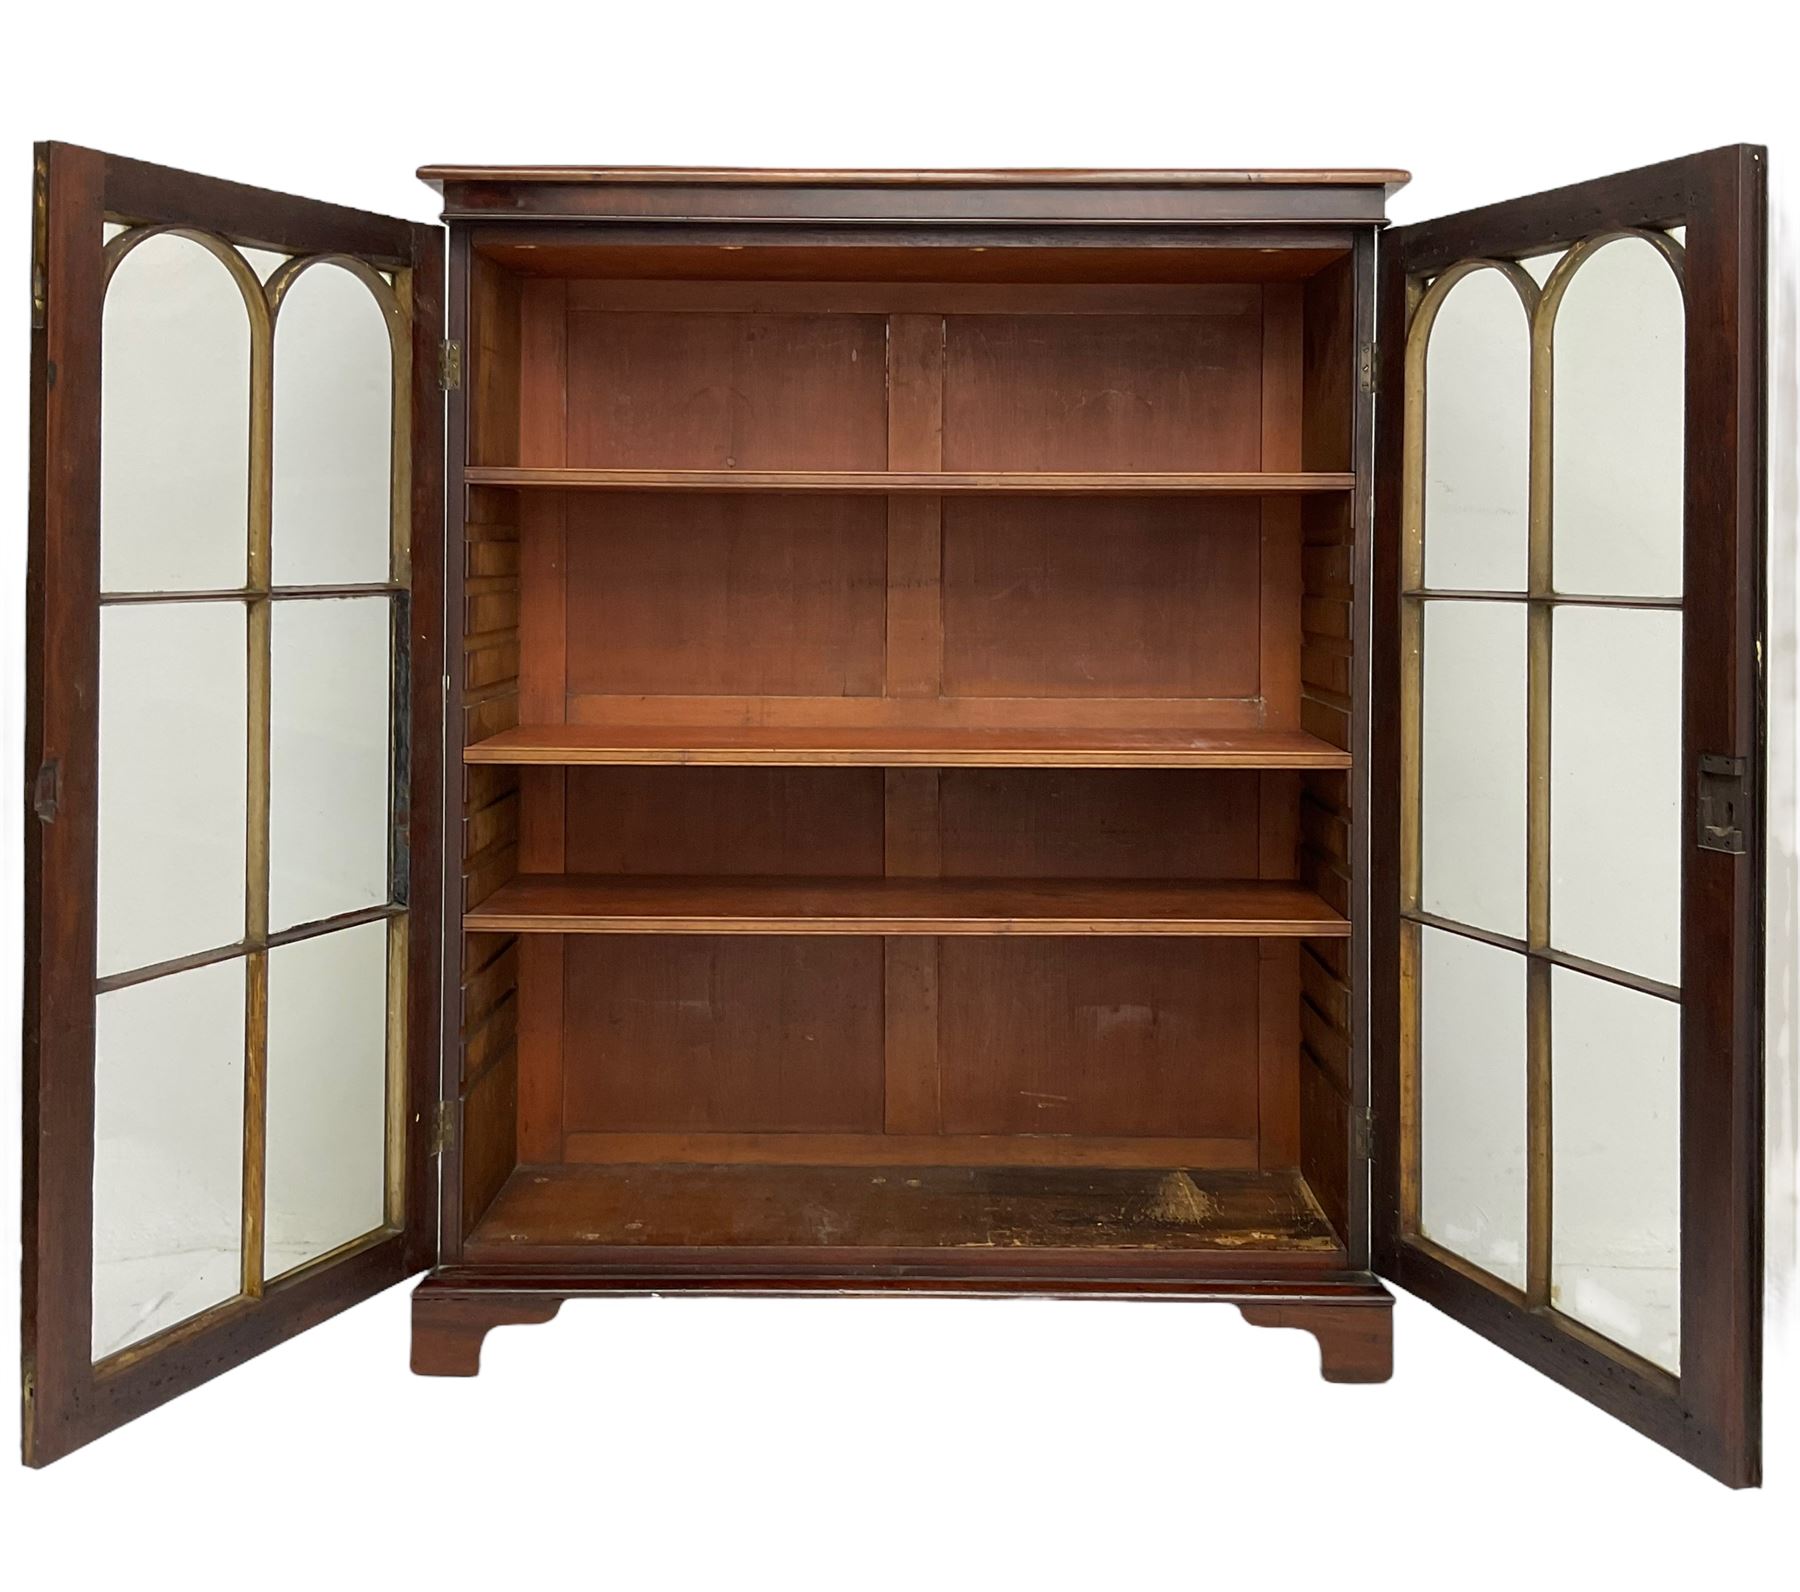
[2,1,1797,1582]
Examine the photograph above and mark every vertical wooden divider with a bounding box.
[883,314,946,1136]
[516,278,568,1165]
[1257,285,1306,1167]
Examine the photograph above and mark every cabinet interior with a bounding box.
[451,236,1361,1267]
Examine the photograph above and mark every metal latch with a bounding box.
[438,338,463,391]
[1697,754,1751,854]
[1358,341,1377,394]
[1351,1107,1373,1160]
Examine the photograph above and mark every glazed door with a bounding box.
[1371,146,1766,1486]
[22,144,445,1465]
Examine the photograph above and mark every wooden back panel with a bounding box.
[459,254,1343,1186]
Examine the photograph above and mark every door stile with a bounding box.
[404,220,448,1276]
[434,224,472,1267]
[1345,225,1379,1272]
[22,139,107,1469]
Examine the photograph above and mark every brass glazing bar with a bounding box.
[1526,956,1552,1306]
[241,952,268,1297]
[269,901,406,952]
[93,903,406,997]
[384,916,409,1227]
[100,583,405,605]
[241,246,274,1294]
[1398,918,1422,1233]
[1403,908,1527,957]
[1537,945,1681,1005]
[1401,909,1681,1004]
[1398,261,1537,1243]
[1403,588,1683,610]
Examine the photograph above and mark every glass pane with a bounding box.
[1551,966,1681,1371]
[1552,235,1685,599]
[1422,268,1530,591]
[102,233,251,593]
[1551,606,1681,986]
[98,603,247,977]
[93,958,245,1358]
[272,263,394,586]
[1421,599,1526,937]
[269,597,393,931]
[266,920,391,1277]
[1419,926,1529,1289]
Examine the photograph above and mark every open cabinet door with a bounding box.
[22,144,444,1465]
[1371,146,1766,1486]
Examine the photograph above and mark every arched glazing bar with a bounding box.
[1396,226,1689,1350]
[92,223,414,1335]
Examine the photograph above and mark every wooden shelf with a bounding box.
[464,723,1352,769]
[463,875,1350,937]
[462,1164,1345,1261]
[463,466,1356,495]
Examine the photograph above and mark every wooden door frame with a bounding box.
[1371,144,1767,1486]
[22,143,444,1466]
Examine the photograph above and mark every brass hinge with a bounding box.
[1350,1107,1373,1160]
[31,151,49,331]
[1358,341,1377,394]
[431,1099,456,1156]
[438,338,463,391]
[1697,753,1751,854]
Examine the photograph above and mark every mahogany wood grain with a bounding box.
[560,493,887,698]
[463,1164,1343,1254]
[462,465,1356,494]
[465,722,1354,768]
[410,1292,563,1377]
[938,938,1264,1140]
[940,498,1261,699]
[1238,1299,1393,1382]
[560,935,885,1134]
[560,1132,1256,1170]
[469,240,1357,286]
[421,164,1412,188]
[942,313,1262,472]
[464,876,1350,937]
[563,767,885,876]
[423,171,1404,227]
[565,310,887,470]
[936,769,1260,879]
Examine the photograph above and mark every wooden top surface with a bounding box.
[419,164,1410,191]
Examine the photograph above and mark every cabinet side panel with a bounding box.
[1296,251,1362,1245]
[456,484,522,1228]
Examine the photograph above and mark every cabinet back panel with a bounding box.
[563,767,885,876]
[936,769,1263,878]
[941,497,1262,699]
[561,935,886,1133]
[565,310,888,469]
[938,938,1261,1139]
[561,494,887,697]
[941,312,1263,471]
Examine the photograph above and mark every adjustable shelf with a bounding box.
[462,466,1358,495]
[464,724,1353,769]
[462,876,1350,937]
